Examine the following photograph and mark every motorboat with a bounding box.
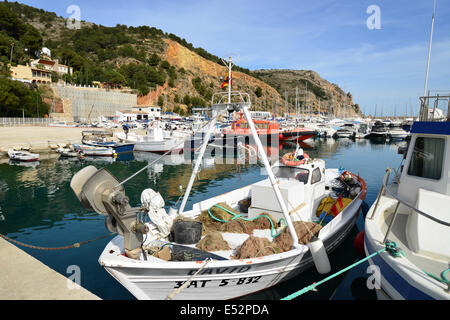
[223,113,316,144]
[81,130,134,154]
[364,120,450,300]
[117,123,185,154]
[69,73,367,300]
[369,121,389,139]
[353,123,370,139]
[7,149,39,162]
[333,123,358,139]
[74,144,117,157]
[388,124,409,141]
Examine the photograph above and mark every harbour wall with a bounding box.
[54,86,137,122]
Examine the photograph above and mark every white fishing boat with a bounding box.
[74,144,116,157]
[364,120,450,300]
[7,149,39,162]
[69,58,368,300]
[56,147,81,158]
[117,123,185,154]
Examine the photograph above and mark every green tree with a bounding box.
[0,78,49,117]
[255,86,263,98]
[148,52,160,66]
[160,60,170,70]
[157,96,164,107]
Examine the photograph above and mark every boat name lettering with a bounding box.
[187,266,251,276]
[173,276,261,289]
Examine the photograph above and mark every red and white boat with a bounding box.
[222,113,316,143]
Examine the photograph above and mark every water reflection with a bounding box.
[0,137,405,300]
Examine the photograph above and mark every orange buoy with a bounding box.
[354,230,365,257]
[281,152,309,167]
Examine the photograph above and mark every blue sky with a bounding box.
[16,0,450,116]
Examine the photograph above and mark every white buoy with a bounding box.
[308,236,331,274]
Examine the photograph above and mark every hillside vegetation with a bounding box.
[0,1,360,118]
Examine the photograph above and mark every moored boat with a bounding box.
[82,130,134,154]
[7,149,39,162]
[74,144,117,157]
[69,63,367,300]
[117,124,185,154]
[364,120,450,300]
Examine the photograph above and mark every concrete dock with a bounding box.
[0,237,101,300]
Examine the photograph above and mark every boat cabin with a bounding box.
[397,121,450,260]
[230,113,279,133]
[247,157,327,223]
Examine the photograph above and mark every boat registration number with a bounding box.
[173,276,262,289]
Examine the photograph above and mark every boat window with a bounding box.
[311,168,322,184]
[272,166,309,184]
[407,137,445,180]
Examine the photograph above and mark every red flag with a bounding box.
[221,70,232,89]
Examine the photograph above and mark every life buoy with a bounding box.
[281,152,309,167]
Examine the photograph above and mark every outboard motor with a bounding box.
[70,166,148,251]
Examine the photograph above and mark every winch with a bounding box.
[70,166,149,251]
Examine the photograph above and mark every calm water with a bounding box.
[0,137,407,300]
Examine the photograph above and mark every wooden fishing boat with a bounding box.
[70,73,367,300]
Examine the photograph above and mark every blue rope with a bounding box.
[207,204,286,239]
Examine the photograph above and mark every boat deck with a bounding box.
[380,206,450,282]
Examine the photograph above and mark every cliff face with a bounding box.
[138,39,287,113]
[5,2,360,118]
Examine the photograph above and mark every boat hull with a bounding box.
[98,178,364,300]
[7,150,39,162]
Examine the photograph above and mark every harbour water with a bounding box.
[0,137,407,300]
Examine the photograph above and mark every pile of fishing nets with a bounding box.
[195,202,277,235]
[232,236,283,259]
[196,232,231,252]
[274,221,322,251]
[232,222,322,259]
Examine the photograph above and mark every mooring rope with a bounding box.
[281,241,403,300]
[0,232,114,250]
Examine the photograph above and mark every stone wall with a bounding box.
[54,86,137,122]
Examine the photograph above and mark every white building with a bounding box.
[116,105,162,122]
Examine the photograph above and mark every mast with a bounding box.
[228,56,232,104]
[421,0,437,120]
[295,86,299,122]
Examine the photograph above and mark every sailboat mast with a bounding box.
[228,57,232,104]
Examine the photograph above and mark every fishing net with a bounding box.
[196,202,277,235]
[232,236,283,260]
[196,231,231,252]
[274,221,322,251]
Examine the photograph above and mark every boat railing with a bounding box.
[369,168,450,243]
[418,93,450,122]
[211,91,251,112]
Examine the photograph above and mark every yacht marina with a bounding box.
[0,0,448,305]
